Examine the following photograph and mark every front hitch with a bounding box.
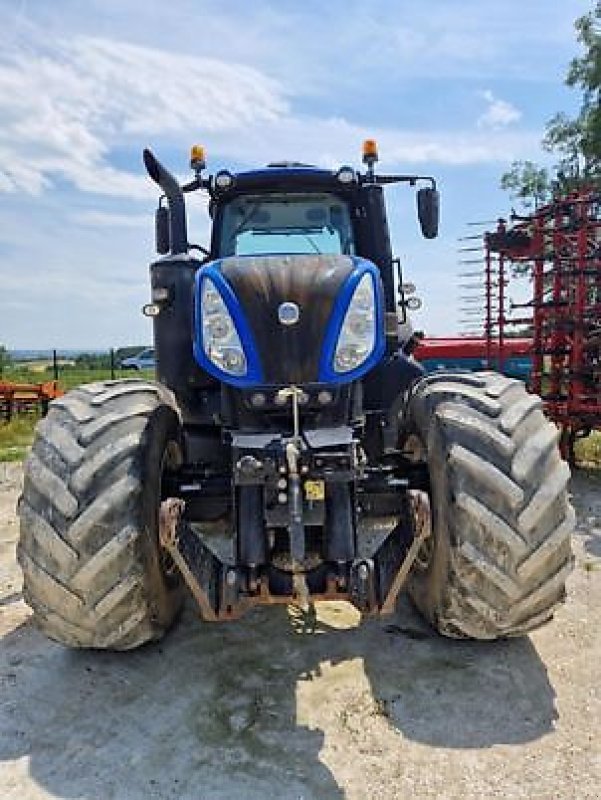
[158,490,431,621]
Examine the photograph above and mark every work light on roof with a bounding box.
[214,170,234,190]
[336,166,356,184]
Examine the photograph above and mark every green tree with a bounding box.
[544,1,601,185]
[501,2,601,203]
[500,161,551,208]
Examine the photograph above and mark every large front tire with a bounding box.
[18,380,184,650]
[405,372,574,639]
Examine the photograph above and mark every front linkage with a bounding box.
[159,489,431,621]
[159,383,432,621]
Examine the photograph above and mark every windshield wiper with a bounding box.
[301,234,321,254]
[229,202,263,245]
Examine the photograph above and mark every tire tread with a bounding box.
[18,379,181,649]
[407,371,574,639]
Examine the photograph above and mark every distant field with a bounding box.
[2,365,154,391]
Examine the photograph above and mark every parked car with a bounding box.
[120,348,155,370]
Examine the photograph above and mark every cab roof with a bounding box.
[219,163,356,197]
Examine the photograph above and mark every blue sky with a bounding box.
[0,0,590,348]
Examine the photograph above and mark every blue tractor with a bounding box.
[18,142,573,649]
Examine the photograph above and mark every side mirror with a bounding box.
[417,187,439,239]
[155,205,170,255]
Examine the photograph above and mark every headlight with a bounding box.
[201,279,247,376]
[333,273,376,373]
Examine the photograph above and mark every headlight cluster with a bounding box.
[201,279,247,376]
[333,273,376,373]
[196,259,383,387]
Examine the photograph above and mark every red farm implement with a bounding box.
[481,190,601,460]
[0,380,63,421]
[414,336,533,382]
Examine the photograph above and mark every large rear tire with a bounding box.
[18,379,184,650]
[405,371,574,639]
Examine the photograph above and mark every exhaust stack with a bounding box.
[143,148,188,255]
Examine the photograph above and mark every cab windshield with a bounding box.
[218,193,355,257]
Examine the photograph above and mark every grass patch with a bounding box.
[574,431,601,468]
[0,367,154,462]
[0,415,38,462]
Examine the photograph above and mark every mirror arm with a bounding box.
[189,244,211,257]
[372,174,436,190]
[181,177,212,193]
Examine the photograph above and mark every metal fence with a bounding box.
[1,349,154,392]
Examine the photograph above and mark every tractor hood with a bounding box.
[193,254,385,387]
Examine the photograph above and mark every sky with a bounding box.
[0,0,591,349]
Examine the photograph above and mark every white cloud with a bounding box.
[0,35,288,199]
[0,29,542,204]
[206,114,538,170]
[477,90,522,130]
[0,2,581,349]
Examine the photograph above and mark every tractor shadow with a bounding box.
[0,595,557,800]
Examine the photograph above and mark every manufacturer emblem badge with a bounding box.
[278,302,300,326]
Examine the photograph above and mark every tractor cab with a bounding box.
[144,142,437,416]
[214,184,355,258]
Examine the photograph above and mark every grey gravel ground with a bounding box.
[0,462,599,800]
